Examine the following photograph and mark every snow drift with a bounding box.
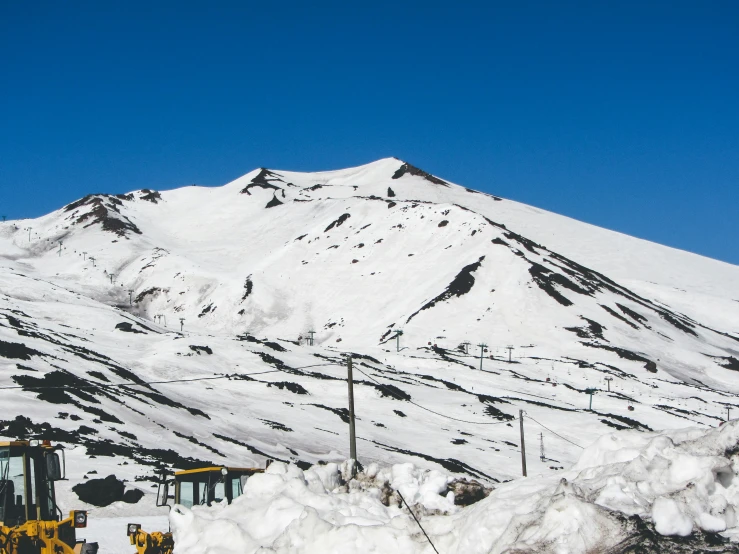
[171,421,739,553]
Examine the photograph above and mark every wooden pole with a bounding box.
[519,410,527,477]
[347,356,357,475]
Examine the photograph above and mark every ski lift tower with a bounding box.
[506,345,514,363]
[394,329,403,352]
[477,343,488,370]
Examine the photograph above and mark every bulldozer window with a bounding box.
[179,481,194,508]
[30,454,56,520]
[230,477,243,501]
[212,481,225,504]
[197,481,208,505]
[0,447,27,526]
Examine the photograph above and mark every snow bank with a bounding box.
[170,460,458,553]
[171,422,739,553]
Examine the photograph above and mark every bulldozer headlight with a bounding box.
[74,511,88,528]
[127,523,141,536]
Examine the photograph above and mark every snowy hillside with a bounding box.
[1,158,738,547]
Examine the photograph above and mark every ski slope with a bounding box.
[1,158,738,550]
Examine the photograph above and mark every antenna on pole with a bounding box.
[477,343,487,370]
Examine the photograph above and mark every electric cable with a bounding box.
[396,489,441,554]
[525,415,584,449]
[0,362,339,391]
[353,365,515,426]
[0,369,281,391]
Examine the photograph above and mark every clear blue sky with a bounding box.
[1,1,737,264]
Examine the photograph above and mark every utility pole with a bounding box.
[26,227,31,242]
[109,274,114,284]
[307,330,315,346]
[604,377,613,392]
[477,343,487,370]
[128,290,134,306]
[519,410,527,477]
[727,407,732,422]
[89,257,96,267]
[539,432,545,462]
[347,356,357,476]
[58,241,63,256]
[179,318,185,332]
[506,345,514,363]
[82,251,87,261]
[395,330,403,352]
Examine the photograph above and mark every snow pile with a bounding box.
[171,422,739,553]
[574,421,739,536]
[170,461,458,553]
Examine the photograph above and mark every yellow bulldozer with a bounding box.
[127,465,264,554]
[0,440,97,554]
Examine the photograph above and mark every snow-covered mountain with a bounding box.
[1,157,738,507]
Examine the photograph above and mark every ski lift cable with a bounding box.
[525,415,584,449]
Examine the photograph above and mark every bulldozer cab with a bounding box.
[159,467,262,508]
[128,465,265,554]
[0,441,63,527]
[0,440,94,554]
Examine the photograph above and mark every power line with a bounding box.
[353,366,514,426]
[396,489,440,554]
[0,370,283,391]
[1,353,511,428]
[525,415,584,449]
[0,362,339,391]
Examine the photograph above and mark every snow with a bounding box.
[1,157,738,551]
[652,497,694,536]
[171,421,739,553]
